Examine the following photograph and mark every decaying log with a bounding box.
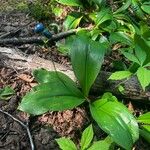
[0,47,150,103]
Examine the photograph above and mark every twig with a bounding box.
[0,29,77,45]
[0,29,22,39]
[0,109,35,150]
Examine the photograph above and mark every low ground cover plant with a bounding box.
[18,31,150,149]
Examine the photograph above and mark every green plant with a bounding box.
[137,112,150,144]
[18,32,140,150]
[0,86,15,100]
[109,33,150,91]
[56,124,114,150]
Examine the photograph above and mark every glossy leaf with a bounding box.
[141,2,150,14]
[87,136,114,150]
[18,70,85,115]
[137,112,150,124]
[56,0,82,7]
[121,51,140,65]
[136,67,150,90]
[80,124,93,150]
[70,32,106,96]
[134,34,150,65]
[114,0,131,14]
[108,71,132,80]
[18,91,85,115]
[96,9,112,28]
[33,69,83,97]
[90,93,139,150]
[63,12,83,30]
[109,32,132,46]
[56,137,77,150]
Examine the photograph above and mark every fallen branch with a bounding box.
[0,29,77,45]
[0,47,150,103]
[0,108,35,150]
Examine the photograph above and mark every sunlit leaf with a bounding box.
[18,70,85,115]
[108,71,132,80]
[136,67,150,90]
[80,124,93,150]
[70,32,106,96]
[63,12,83,30]
[90,93,139,150]
[137,112,150,125]
[56,137,77,150]
[96,9,112,28]
[87,136,114,150]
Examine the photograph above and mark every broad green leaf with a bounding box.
[80,124,93,150]
[137,112,150,124]
[144,62,150,67]
[0,86,15,100]
[96,9,112,28]
[135,44,146,66]
[33,70,83,97]
[56,0,82,7]
[63,12,83,30]
[101,92,118,102]
[131,0,145,19]
[56,137,77,150]
[136,67,150,90]
[114,0,131,14]
[108,71,132,80]
[52,7,63,17]
[18,91,85,115]
[121,51,140,64]
[70,32,106,96]
[18,70,85,115]
[139,128,150,144]
[90,93,139,150]
[141,2,150,14]
[109,32,132,45]
[134,34,150,65]
[87,137,114,150]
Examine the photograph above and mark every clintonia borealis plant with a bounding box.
[18,31,139,150]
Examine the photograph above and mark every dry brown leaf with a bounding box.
[18,74,34,83]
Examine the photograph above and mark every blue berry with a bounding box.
[42,29,52,38]
[34,23,45,33]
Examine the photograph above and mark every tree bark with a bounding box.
[0,47,150,103]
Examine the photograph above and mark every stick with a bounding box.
[0,29,77,45]
[0,109,35,150]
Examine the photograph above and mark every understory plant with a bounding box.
[18,31,144,150]
[56,124,115,150]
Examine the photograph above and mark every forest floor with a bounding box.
[0,1,150,150]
